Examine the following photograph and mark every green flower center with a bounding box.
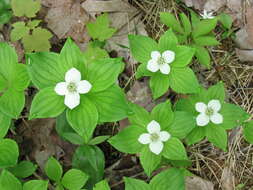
[67,82,77,93]
[157,57,166,65]
[150,133,160,142]
[205,107,214,116]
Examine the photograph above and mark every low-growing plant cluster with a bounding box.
[0,1,252,189]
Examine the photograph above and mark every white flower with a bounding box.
[147,50,175,75]
[54,68,92,109]
[195,100,223,126]
[200,9,214,19]
[138,120,171,155]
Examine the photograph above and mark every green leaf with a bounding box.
[84,44,109,63]
[0,43,17,80]
[140,146,161,177]
[45,157,63,182]
[0,170,22,190]
[185,127,206,145]
[180,13,191,35]
[0,113,11,138]
[88,85,130,123]
[150,72,170,99]
[124,177,150,190]
[11,64,30,91]
[93,180,110,190]
[29,87,65,119]
[150,168,185,190]
[206,124,227,151]
[0,0,12,25]
[11,0,40,18]
[61,169,88,190]
[194,46,211,67]
[171,46,195,67]
[108,125,145,154]
[72,145,104,189]
[193,35,220,46]
[88,136,110,145]
[129,35,158,64]
[10,22,29,42]
[168,111,195,139]
[206,82,225,101]
[135,62,153,79]
[243,121,253,144]
[0,74,7,92]
[160,12,184,34]
[23,180,48,190]
[219,13,233,29]
[56,112,84,145]
[190,10,200,27]
[163,137,188,160]
[22,27,52,52]
[128,103,150,128]
[220,103,249,130]
[158,30,178,52]
[0,89,25,118]
[87,13,116,41]
[192,18,217,37]
[26,52,64,89]
[66,96,98,142]
[169,67,200,94]
[0,139,19,168]
[8,161,37,178]
[87,58,124,93]
[151,101,174,129]
[58,38,85,75]
[27,20,41,29]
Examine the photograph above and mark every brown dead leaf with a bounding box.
[204,0,226,12]
[221,167,235,190]
[236,48,253,63]
[182,0,206,10]
[186,176,214,190]
[44,0,90,43]
[17,118,75,170]
[235,28,253,50]
[126,80,154,111]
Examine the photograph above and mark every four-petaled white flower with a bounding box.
[195,100,223,126]
[138,120,171,155]
[55,68,92,109]
[147,50,175,75]
[200,9,214,19]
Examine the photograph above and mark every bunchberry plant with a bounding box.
[218,13,234,39]
[124,168,185,190]
[45,157,88,190]
[175,82,250,151]
[129,29,200,99]
[109,101,195,176]
[27,38,130,143]
[160,11,219,67]
[0,0,12,25]
[0,43,30,138]
[10,0,52,52]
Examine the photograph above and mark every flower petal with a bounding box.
[159,64,170,75]
[55,82,67,95]
[151,51,161,60]
[210,113,223,124]
[147,59,159,72]
[149,141,163,155]
[65,68,81,83]
[64,92,80,109]
[208,100,221,112]
[162,50,175,63]
[147,120,160,133]
[195,102,207,113]
[77,80,92,94]
[196,113,210,126]
[159,131,171,142]
[138,133,151,144]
